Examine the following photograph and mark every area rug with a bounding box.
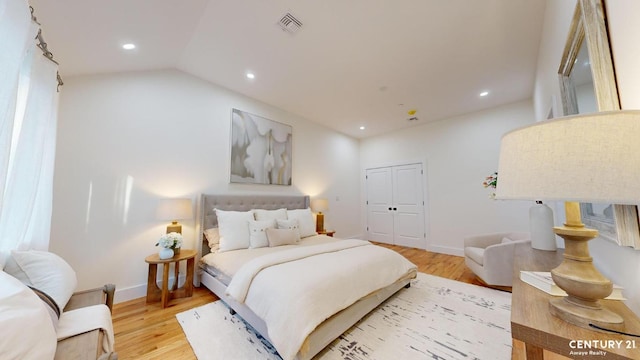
[176,273,512,360]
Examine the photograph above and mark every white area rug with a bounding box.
[176,273,512,360]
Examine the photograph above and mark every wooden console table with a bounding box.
[511,243,640,359]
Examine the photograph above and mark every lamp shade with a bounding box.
[156,198,193,220]
[496,110,640,204]
[310,198,329,213]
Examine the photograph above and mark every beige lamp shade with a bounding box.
[496,110,640,204]
[310,198,329,213]
[156,198,193,234]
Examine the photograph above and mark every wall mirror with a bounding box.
[558,0,640,249]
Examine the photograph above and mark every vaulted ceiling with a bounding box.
[30,0,546,138]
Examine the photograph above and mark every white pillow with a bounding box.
[253,208,287,221]
[266,228,299,247]
[286,208,316,238]
[276,219,301,241]
[249,220,276,248]
[215,209,254,252]
[0,271,57,359]
[203,227,220,252]
[4,250,77,311]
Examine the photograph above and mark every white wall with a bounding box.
[51,69,361,302]
[532,0,640,315]
[360,100,535,255]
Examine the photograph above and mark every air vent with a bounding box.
[278,13,303,34]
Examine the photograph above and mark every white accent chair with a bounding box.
[464,232,530,287]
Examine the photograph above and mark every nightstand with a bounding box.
[318,230,335,237]
[145,249,196,308]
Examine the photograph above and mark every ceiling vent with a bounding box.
[278,13,303,34]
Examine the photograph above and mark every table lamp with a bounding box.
[156,198,193,234]
[496,110,640,331]
[310,198,329,233]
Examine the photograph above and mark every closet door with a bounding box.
[365,167,394,244]
[366,163,426,248]
[392,164,425,248]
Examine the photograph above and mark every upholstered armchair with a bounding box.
[464,232,530,287]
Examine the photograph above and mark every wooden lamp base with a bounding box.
[166,221,182,234]
[315,212,325,233]
[548,202,624,331]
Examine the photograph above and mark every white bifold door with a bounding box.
[366,163,425,248]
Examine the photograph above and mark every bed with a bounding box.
[196,194,417,360]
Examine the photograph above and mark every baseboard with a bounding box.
[113,274,187,304]
[427,244,464,257]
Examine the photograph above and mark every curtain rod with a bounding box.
[29,6,64,91]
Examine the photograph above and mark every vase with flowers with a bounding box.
[482,172,498,199]
[156,232,183,259]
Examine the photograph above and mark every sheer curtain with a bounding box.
[0,0,60,260]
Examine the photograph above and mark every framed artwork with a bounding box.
[230,109,292,185]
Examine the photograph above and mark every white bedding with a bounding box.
[224,239,417,360]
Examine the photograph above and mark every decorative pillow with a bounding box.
[286,208,316,238]
[266,228,299,247]
[276,218,301,240]
[248,220,277,248]
[0,271,57,359]
[215,209,254,252]
[203,227,220,252]
[253,208,287,221]
[4,250,77,311]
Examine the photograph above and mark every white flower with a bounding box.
[156,232,183,249]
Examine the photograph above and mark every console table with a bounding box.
[511,243,640,359]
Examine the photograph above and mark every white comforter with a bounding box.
[225,239,417,360]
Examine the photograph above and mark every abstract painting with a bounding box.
[230,109,292,185]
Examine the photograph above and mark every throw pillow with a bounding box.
[501,237,513,244]
[286,208,316,238]
[4,250,77,311]
[0,271,57,359]
[253,208,288,221]
[266,228,299,247]
[249,219,277,248]
[276,218,301,240]
[203,227,220,252]
[215,209,255,252]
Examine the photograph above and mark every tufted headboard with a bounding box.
[199,194,310,256]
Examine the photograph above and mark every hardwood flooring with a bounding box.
[112,244,525,359]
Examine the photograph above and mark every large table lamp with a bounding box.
[496,110,640,331]
[156,198,193,234]
[310,198,329,233]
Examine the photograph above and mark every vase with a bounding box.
[530,201,557,251]
[159,247,174,260]
[173,247,180,255]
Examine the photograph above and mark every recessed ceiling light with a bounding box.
[359,126,365,130]
[479,91,489,97]
[122,43,136,50]
[246,72,255,79]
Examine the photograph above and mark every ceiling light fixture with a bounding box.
[122,43,136,50]
[479,91,489,97]
[359,126,365,130]
[246,72,255,79]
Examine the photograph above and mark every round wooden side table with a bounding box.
[145,249,197,308]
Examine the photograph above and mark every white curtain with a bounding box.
[0,0,60,257]
[0,0,32,206]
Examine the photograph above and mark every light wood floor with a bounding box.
[112,244,524,359]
